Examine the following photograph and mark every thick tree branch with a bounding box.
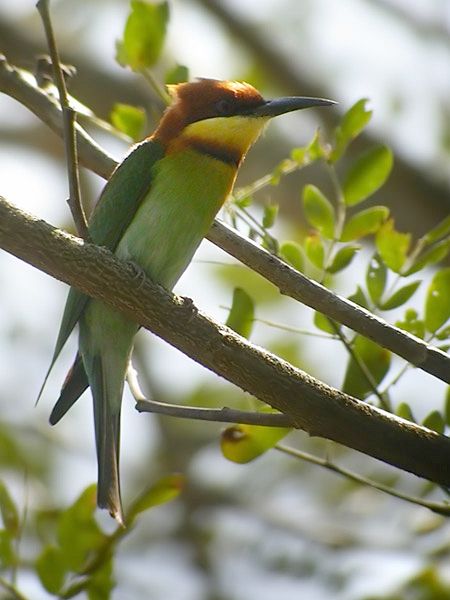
[0,195,449,488]
[1,55,448,384]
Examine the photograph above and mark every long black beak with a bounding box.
[248,96,337,118]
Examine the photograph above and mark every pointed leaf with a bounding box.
[313,311,337,334]
[376,220,411,273]
[343,145,393,206]
[425,268,450,333]
[423,215,450,244]
[348,286,369,309]
[302,184,335,238]
[36,546,67,594]
[0,531,14,568]
[262,204,278,229]
[343,336,391,399]
[327,244,360,273]
[330,98,372,162]
[305,234,325,269]
[87,556,114,600]
[404,238,450,276]
[366,253,387,304]
[395,308,425,339]
[341,206,389,241]
[128,474,184,521]
[225,288,254,339]
[380,280,421,311]
[280,241,304,271]
[110,103,145,141]
[422,410,445,434]
[306,129,326,161]
[396,402,415,422]
[221,422,290,463]
[0,481,19,536]
[116,1,169,70]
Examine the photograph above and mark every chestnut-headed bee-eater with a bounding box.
[42,79,335,524]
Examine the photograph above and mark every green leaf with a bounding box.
[348,286,369,309]
[116,1,169,70]
[57,485,104,571]
[343,145,393,206]
[327,244,360,274]
[225,287,255,339]
[366,253,387,304]
[423,215,450,245]
[262,204,278,228]
[341,205,389,241]
[306,129,326,161]
[280,241,304,271]
[404,238,450,276]
[290,146,307,165]
[87,556,114,600]
[313,311,337,335]
[128,474,184,522]
[36,546,67,594]
[305,234,325,269]
[422,410,445,434]
[396,308,425,339]
[380,280,421,311]
[396,402,415,422]
[376,219,411,273]
[436,325,450,341]
[343,336,391,399]
[110,103,145,141]
[0,530,14,568]
[302,184,335,238]
[425,268,450,333]
[330,98,372,162]
[165,63,189,84]
[0,481,19,536]
[221,422,290,463]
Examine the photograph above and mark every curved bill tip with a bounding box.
[250,96,337,118]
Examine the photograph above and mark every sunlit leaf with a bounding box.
[341,205,389,241]
[330,98,372,162]
[165,63,189,84]
[215,265,279,305]
[306,129,326,161]
[348,286,369,309]
[302,184,335,239]
[422,410,445,434]
[36,546,67,594]
[425,268,450,333]
[290,146,307,165]
[127,474,184,522]
[110,103,145,141]
[423,215,450,245]
[280,241,304,272]
[327,244,360,273]
[395,308,425,339]
[380,280,421,311]
[404,238,450,276]
[0,530,14,568]
[343,336,391,399]
[304,234,325,269]
[343,145,393,206]
[262,204,278,229]
[313,311,337,335]
[225,288,255,339]
[436,325,450,341]
[116,1,169,70]
[221,422,290,463]
[0,481,19,536]
[376,220,411,273]
[396,402,415,422]
[366,253,387,305]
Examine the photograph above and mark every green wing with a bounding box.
[39,139,165,398]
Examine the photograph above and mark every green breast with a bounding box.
[115,147,236,289]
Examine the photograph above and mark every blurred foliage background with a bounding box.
[0,0,449,598]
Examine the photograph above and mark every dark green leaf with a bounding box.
[221,421,290,463]
[0,481,19,536]
[302,184,335,238]
[425,268,450,333]
[422,411,445,434]
[380,280,421,311]
[341,205,389,241]
[262,204,278,228]
[395,308,425,339]
[404,238,450,275]
[396,402,415,422]
[343,145,393,206]
[128,474,184,522]
[327,244,360,273]
[280,241,304,271]
[376,219,411,273]
[423,215,450,244]
[330,99,372,162]
[36,546,67,594]
[348,286,369,309]
[110,103,145,141]
[116,1,169,70]
[225,288,255,339]
[0,530,14,568]
[436,324,450,340]
[313,312,337,335]
[87,556,114,600]
[366,253,387,304]
[342,336,391,399]
[304,234,325,269]
[165,64,189,84]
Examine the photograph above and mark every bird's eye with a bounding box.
[215,99,232,115]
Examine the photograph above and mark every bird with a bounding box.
[41,78,335,525]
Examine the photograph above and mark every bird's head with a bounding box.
[152,78,335,166]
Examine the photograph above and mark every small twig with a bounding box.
[36,0,89,240]
[0,577,28,600]
[136,399,294,427]
[276,443,450,517]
